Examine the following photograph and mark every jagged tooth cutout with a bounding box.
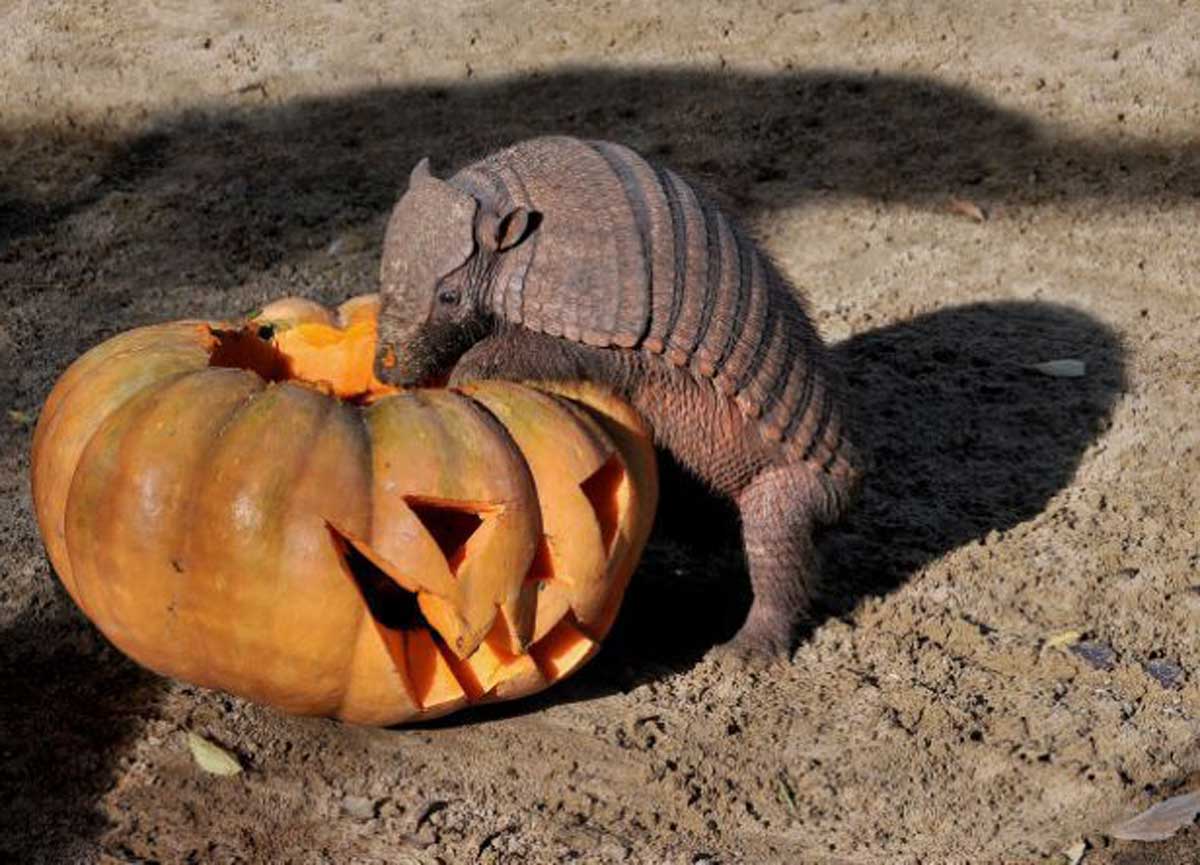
[524,535,571,645]
[404,629,467,711]
[401,496,510,659]
[444,619,542,700]
[529,614,599,682]
[326,523,467,712]
[328,516,601,698]
[495,585,537,656]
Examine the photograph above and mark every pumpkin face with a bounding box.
[31,294,657,725]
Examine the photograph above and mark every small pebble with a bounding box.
[341,795,378,820]
[1070,641,1116,671]
[1144,659,1184,689]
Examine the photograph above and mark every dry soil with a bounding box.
[2,2,1199,863]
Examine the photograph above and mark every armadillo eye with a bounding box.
[436,288,461,306]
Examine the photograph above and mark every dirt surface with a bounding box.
[3,2,1199,863]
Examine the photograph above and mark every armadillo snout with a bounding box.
[375,321,477,388]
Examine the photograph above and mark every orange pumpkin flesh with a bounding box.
[31,294,657,725]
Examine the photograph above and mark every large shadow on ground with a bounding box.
[0,597,162,864]
[585,300,1125,676]
[3,66,1141,722]
[2,66,1197,303]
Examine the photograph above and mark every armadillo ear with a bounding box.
[409,157,433,187]
[477,205,539,252]
[495,207,539,252]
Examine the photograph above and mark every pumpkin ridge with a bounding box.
[62,369,199,624]
[369,389,539,659]
[528,614,600,681]
[168,372,265,670]
[36,325,213,440]
[259,380,341,614]
[33,343,213,547]
[190,383,334,681]
[336,402,378,718]
[157,371,268,668]
[419,394,543,651]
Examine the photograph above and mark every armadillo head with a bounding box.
[375,157,537,386]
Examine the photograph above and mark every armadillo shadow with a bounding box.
[0,594,162,863]
[822,301,1128,614]
[424,299,1127,725]
[593,301,1126,675]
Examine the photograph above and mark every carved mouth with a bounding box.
[325,517,598,714]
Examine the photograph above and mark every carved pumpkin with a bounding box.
[31,294,657,725]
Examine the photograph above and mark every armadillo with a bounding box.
[375,136,863,656]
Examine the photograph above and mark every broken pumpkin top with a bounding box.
[207,293,399,402]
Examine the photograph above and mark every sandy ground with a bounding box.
[2,1,1199,862]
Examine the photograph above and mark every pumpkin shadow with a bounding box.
[421,299,1126,725]
[0,593,162,864]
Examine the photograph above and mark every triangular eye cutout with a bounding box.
[580,454,625,553]
[327,526,425,631]
[404,498,485,574]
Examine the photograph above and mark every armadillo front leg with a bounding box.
[729,463,825,657]
[448,330,594,386]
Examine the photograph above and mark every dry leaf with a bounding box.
[776,772,798,812]
[1108,791,1200,841]
[948,197,987,223]
[1063,838,1087,864]
[1046,630,1083,649]
[186,731,243,776]
[1029,359,1086,378]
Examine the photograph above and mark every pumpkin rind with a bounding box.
[360,389,541,660]
[31,296,657,725]
[462,381,626,641]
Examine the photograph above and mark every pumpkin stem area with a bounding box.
[206,320,398,402]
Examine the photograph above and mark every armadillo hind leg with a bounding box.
[726,463,828,658]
